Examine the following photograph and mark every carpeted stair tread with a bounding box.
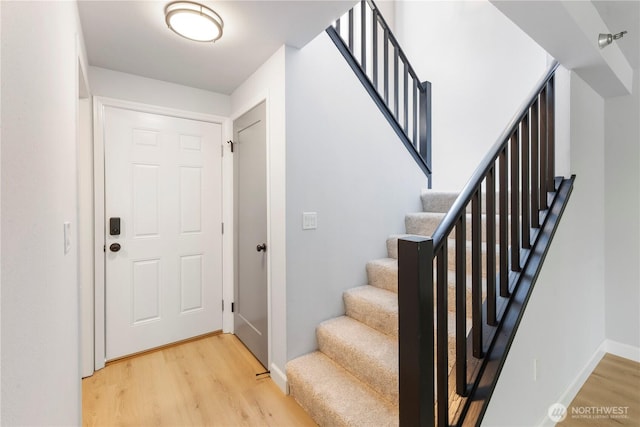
[286,351,399,427]
[317,316,399,405]
[344,285,398,337]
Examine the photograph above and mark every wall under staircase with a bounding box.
[284,31,426,364]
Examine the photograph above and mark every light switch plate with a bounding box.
[302,212,317,230]
[64,222,71,254]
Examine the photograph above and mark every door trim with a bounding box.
[92,97,232,370]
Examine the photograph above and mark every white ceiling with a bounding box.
[491,0,638,97]
[79,1,638,97]
[78,1,355,95]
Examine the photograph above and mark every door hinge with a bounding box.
[231,302,235,313]
[221,145,224,157]
[222,222,224,234]
[227,140,234,153]
[103,244,106,253]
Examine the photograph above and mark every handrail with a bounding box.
[326,0,432,185]
[431,61,559,253]
[398,60,573,426]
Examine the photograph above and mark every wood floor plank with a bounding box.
[83,334,316,426]
[559,353,640,426]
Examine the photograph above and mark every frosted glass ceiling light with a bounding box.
[165,1,223,43]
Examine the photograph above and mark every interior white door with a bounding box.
[234,102,268,368]
[104,106,222,361]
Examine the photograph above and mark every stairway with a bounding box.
[286,190,478,426]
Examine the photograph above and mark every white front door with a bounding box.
[104,106,222,361]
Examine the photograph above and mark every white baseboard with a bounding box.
[557,339,640,407]
[270,362,288,394]
[602,339,640,362]
[556,345,606,407]
[537,339,640,426]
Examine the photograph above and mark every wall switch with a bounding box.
[302,212,317,230]
[64,222,71,254]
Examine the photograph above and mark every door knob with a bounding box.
[109,243,122,252]
[256,243,267,252]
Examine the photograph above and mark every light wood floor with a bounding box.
[559,353,640,426]
[82,333,317,426]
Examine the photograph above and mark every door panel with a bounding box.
[234,102,268,367]
[104,106,222,361]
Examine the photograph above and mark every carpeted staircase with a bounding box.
[286,190,483,426]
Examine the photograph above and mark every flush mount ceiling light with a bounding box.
[598,30,627,49]
[165,1,224,43]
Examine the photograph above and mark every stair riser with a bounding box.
[317,321,398,405]
[288,378,346,427]
[344,287,475,337]
[286,352,399,427]
[405,213,489,243]
[344,290,398,338]
[421,191,460,213]
[421,190,512,214]
[369,250,498,294]
[366,260,397,292]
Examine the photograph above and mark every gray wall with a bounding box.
[285,32,426,360]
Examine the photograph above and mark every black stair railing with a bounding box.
[326,0,432,186]
[399,61,576,426]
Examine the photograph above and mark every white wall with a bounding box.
[230,46,288,391]
[1,1,83,424]
[483,72,607,426]
[0,0,3,413]
[284,32,426,361]
[604,69,640,348]
[395,0,548,191]
[89,66,230,117]
[375,0,396,31]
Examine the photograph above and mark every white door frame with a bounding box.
[77,55,93,378]
[92,97,232,370]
